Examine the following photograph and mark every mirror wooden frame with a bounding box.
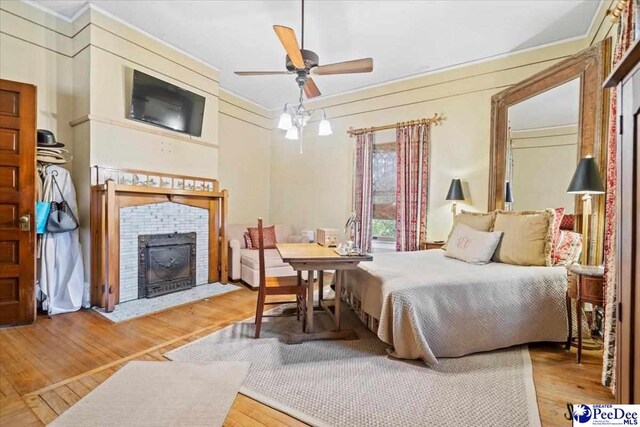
[488,38,611,264]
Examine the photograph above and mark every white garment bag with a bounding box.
[39,166,85,314]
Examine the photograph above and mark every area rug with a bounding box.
[49,361,250,427]
[165,305,541,427]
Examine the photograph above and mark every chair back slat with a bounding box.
[257,218,266,291]
[254,217,306,339]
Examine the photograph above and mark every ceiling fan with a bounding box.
[234,0,374,99]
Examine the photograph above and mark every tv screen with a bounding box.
[129,70,205,137]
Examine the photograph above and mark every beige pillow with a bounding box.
[492,209,555,266]
[443,210,496,249]
[445,223,503,265]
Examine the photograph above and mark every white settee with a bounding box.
[228,224,309,288]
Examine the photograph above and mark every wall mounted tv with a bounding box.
[128,70,205,137]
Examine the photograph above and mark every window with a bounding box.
[371,142,396,241]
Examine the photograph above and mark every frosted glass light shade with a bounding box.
[278,112,292,130]
[285,126,299,140]
[318,118,332,136]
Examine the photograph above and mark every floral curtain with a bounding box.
[602,1,636,390]
[395,124,430,251]
[353,132,374,252]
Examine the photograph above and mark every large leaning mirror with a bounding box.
[489,39,610,264]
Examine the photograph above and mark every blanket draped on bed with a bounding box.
[342,250,568,364]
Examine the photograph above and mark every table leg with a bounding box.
[297,271,302,322]
[576,296,582,364]
[318,270,324,308]
[565,292,572,351]
[306,270,315,333]
[334,270,342,331]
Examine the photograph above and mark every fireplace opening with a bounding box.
[138,232,196,299]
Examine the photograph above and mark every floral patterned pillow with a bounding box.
[243,232,254,249]
[560,214,575,230]
[551,207,565,260]
[247,225,277,249]
[553,230,582,266]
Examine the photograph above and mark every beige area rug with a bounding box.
[49,361,250,427]
[166,305,541,427]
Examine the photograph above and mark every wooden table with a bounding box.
[276,243,373,343]
[419,240,445,250]
[566,264,604,363]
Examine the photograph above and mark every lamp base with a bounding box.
[450,202,458,232]
[581,194,592,266]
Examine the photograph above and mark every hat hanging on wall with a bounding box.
[37,129,65,148]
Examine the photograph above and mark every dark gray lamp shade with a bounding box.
[446,179,465,201]
[505,181,514,203]
[567,157,605,194]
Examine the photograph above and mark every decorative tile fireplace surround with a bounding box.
[92,198,236,322]
[90,170,229,313]
[120,203,208,302]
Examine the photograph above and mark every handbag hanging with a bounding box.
[35,201,51,234]
[46,172,79,233]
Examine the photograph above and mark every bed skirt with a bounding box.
[341,288,380,335]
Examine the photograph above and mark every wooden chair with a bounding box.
[254,218,308,338]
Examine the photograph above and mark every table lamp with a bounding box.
[505,181,514,211]
[446,178,465,223]
[567,156,604,265]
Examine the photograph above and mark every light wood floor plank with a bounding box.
[0,286,614,426]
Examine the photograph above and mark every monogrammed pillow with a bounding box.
[443,210,496,250]
[444,223,503,265]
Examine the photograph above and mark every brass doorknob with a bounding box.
[19,214,31,231]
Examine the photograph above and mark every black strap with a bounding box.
[51,174,67,203]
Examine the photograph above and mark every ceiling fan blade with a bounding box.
[273,25,305,69]
[234,71,293,76]
[304,77,321,98]
[312,58,373,75]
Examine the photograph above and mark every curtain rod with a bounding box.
[347,113,444,136]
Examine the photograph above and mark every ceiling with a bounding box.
[32,0,601,110]
[509,78,580,131]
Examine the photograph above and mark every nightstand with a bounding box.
[566,264,604,363]
[420,241,445,250]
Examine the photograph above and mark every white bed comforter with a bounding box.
[343,250,568,364]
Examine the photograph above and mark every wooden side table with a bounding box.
[420,241,445,250]
[566,264,605,363]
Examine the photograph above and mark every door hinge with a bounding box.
[619,115,623,134]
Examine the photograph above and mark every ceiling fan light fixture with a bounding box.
[318,111,332,136]
[277,111,293,130]
[285,126,299,140]
[294,113,310,128]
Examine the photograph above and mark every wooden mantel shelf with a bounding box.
[91,180,229,312]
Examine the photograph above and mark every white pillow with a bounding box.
[444,223,503,265]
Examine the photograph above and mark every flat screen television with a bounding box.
[128,70,205,137]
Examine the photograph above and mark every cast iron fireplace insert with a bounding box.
[138,232,196,299]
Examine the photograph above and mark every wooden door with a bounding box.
[0,79,36,326]
[615,57,640,404]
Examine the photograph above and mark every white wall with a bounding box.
[218,90,272,224]
[510,126,578,213]
[268,39,588,241]
[0,2,223,299]
[0,3,74,169]
[0,0,618,261]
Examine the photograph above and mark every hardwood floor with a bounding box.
[0,286,613,426]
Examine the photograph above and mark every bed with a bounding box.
[341,249,568,364]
